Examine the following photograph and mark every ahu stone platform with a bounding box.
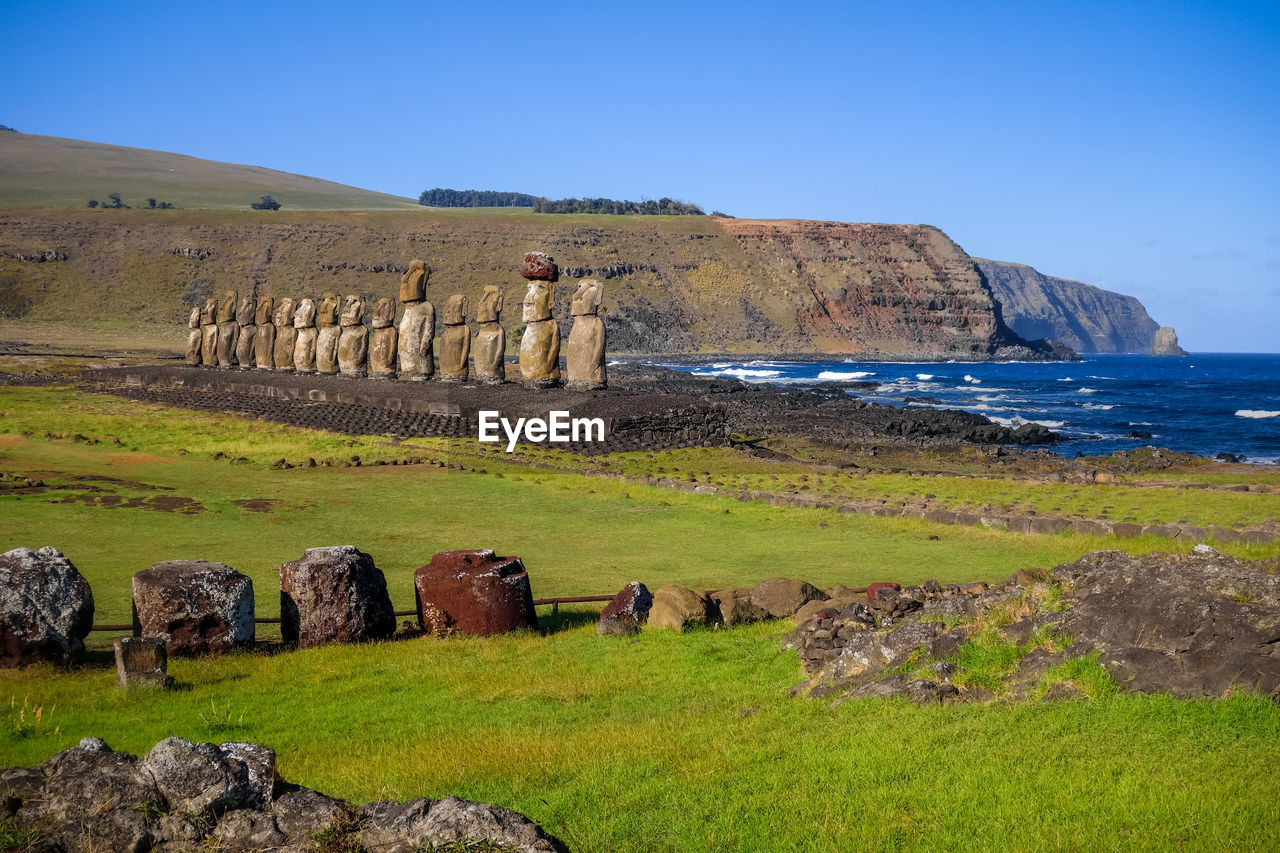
[83,364,729,454]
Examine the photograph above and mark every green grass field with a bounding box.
[4,385,1280,850]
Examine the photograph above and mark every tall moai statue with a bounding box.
[234,293,257,370]
[292,298,318,373]
[216,290,240,369]
[439,294,471,382]
[315,292,341,375]
[337,294,368,377]
[199,297,218,367]
[473,285,506,384]
[398,259,434,381]
[518,252,561,389]
[254,296,276,370]
[272,298,298,371]
[369,297,398,379]
[566,279,607,391]
[185,306,202,366]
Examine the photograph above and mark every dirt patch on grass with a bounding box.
[232,498,282,513]
[104,453,173,464]
[52,493,205,513]
[69,474,173,491]
[0,435,28,446]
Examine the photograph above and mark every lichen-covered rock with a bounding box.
[598,581,652,636]
[0,546,94,667]
[648,584,718,631]
[358,795,568,852]
[280,546,395,648]
[414,549,538,637]
[830,620,945,680]
[131,560,254,656]
[113,636,171,689]
[750,577,825,618]
[143,736,276,817]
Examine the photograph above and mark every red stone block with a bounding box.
[414,550,537,637]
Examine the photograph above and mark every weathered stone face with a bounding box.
[443,293,469,326]
[414,549,538,637]
[518,318,560,388]
[400,258,429,303]
[280,546,395,649]
[201,321,218,366]
[220,290,239,323]
[397,300,435,380]
[371,297,396,329]
[316,325,341,375]
[521,251,558,282]
[293,328,317,372]
[199,297,218,326]
[439,326,470,381]
[255,296,274,326]
[340,294,365,327]
[273,297,296,329]
[338,324,369,377]
[131,560,255,656]
[317,292,340,327]
[294,298,316,328]
[237,295,257,327]
[472,320,506,384]
[234,324,256,369]
[571,278,602,315]
[0,546,94,667]
[185,307,202,365]
[477,285,503,323]
[369,326,398,378]
[254,319,276,369]
[566,313,606,390]
[521,280,554,322]
[216,318,239,368]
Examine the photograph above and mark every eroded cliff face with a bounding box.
[974,258,1161,354]
[0,209,1050,358]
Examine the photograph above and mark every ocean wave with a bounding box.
[692,368,781,379]
[964,374,981,384]
[1078,388,1098,394]
[817,370,875,380]
[1057,377,1074,382]
[990,416,1066,429]
[1082,403,1116,410]
[1236,410,1280,419]
[916,373,934,380]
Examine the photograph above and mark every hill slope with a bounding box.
[975,258,1161,354]
[0,207,1051,358]
[0,130,420,211]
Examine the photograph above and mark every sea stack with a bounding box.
[1152,326,1188,356]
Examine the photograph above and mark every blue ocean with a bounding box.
[660,354,1280,463]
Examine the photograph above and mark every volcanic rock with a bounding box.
[0,546,94,667]
[280,546,395,648]
[1152,326,1189,356]
[398,299,435,380]
[648,584,718,631]
[521,251,558,281]
[131,560,255,656]
[185,306,202,365]
[414,549,538,637]
[598,581,652,636]
[438,293,471,381]
[712,587,769,625]
[113,636,171,689]
[750,577,825,618]
[473,285,506,384]
[272,297,297,371]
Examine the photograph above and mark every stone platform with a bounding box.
[83,364,728,454]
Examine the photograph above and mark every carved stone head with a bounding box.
[294,298,316,329]
[219,290,239,323]
[443,293,470,325]
[317,292,340,326]
[237,294,257,326]
[188,306,201,329]
[522,280,553,323]
[255,297,275,326]
[371,297,396,329]
[274,298,297,328]
[400,258,429,303]
[571,279,603,316]
[200,297,218,326]
[339,294,365,327]
[477,285,503,323]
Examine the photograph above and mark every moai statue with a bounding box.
[518,252,560,389]
[369,297,398,379]
[472,285,505,384]
[315,292,341,375]
[292,298,318,373]
[216,290,240,369]
[337,294,368,377]
[272,298,298,371]
[254,296,276,370]
[199,297,218,366]
[566,279,607,390]
[185,306,202,366]
[398,259,434,380]
[438,294,471,382]
[234,293,257,370]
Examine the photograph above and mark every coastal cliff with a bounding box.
[0,209,1058,359]
[974,258,1161,354]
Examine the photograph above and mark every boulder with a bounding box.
[280,546,396,648]
[358,794,568,852]
[113,636,171,689]
[830,619,944,680]
[0,546,94,667]
[414,549,538,637]
[648,584,718,631]
[143,736,276,816]
[131,560,255,656]
[598,581,652,636]
[711,587,769,626]
[749,577,825,618]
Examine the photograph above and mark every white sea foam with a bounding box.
[1078,388,1098,394]
[916,373,934,380]
[1236,410,1280,419]
[818,370,875,380]
[1057,377,1074,382]
[990,416,1066,429]
[692,368,782,379]
[964,374,981,384]
[1082,403,1116,410]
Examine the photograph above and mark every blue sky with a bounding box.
[3,0,1277,351]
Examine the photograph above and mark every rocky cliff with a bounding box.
[974,258,1161,354]
[0,209,1058,359]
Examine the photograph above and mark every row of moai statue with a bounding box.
[183,252,606,390]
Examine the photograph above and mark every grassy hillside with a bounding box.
[0,130,421,211]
